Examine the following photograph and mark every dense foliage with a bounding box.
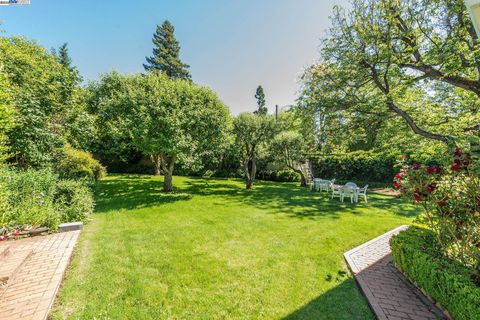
[391,227,480,319]
[296,0,480,156]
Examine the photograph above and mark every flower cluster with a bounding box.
[0,225,31,241]
[394,149,480,273]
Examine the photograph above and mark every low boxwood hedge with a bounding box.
[390,227,480,319]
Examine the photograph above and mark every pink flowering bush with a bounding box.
[394,148,480,282]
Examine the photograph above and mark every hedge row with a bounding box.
[390,227,480,320]
[310,151,398,183]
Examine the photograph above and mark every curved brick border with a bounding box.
[344,226,447,320]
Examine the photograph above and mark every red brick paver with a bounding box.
[344,226,447,320]
[0,231,80,320]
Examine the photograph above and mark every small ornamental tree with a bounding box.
[93,72,230,192]
[394,148,480,281]
[270,131,309,187]
[233,113,275,189]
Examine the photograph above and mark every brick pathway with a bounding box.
[344,226,447,320]
[0,231,80,320]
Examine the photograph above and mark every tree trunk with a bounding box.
[160,153,176,192]
[163,170,173,192]
[289,165,308,187]
[298,172,307,187]
[244,147,256,189]
[150,154,162,176]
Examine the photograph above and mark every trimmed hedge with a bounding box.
[310,150,441,183]
[310,151,398,183]
[390,227,480,319]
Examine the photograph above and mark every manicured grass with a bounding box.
[51,175,418,319]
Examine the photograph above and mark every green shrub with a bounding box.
[0,168,95,230]
[390,227,480,320]
[0,168,60,229]
[275,169,300,182]
[54,179,94,223]
[57,144,106,181]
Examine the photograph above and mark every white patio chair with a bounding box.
[356,185,369,203]
[327,179,336,192]
[331,183,342,199]
[340,185,355,203]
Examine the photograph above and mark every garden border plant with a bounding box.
[391,226,480,320]
[392,146,480,319]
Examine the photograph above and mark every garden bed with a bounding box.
[390,227,480,320]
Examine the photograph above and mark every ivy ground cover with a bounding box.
[51,175,418,319]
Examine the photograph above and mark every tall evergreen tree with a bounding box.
[144,20,191,80]
[254,85,267,115]
[57,43,73,70]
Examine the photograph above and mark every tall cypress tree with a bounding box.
[144,20,191,80]
[254,85,267,115]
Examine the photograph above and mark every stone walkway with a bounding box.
[0,231,80,320]
[344,226,447,320]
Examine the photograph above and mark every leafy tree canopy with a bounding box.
[90,72,231,191]
[233,113,276,189]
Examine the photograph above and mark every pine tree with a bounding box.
[144,20,191,80]
[254,85,267,115]
[56,43,73,70]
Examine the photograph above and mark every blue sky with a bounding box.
[0,0,349,114]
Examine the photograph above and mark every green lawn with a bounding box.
[51,175,418,320]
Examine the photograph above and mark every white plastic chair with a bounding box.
[356,185,369,203]
[327,179,336,192]
[340,186,355,203]
[331,183,342,199]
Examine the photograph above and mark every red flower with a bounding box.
[451,164,461,171]
[0,236,6,241]
[409,164,422,170]
[413,193,423,202]
[393,181,401,189]
[394,173,404,180]
[427,183,437,193]
[426,166,442,174]
[453,147,463,158]
[454,158,461,165]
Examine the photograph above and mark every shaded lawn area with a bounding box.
[51,175,418,320]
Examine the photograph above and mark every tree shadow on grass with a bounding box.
[180,178,419,220]
[94,175,191,213]
[282,278,374,320]
[93,175,419,219]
